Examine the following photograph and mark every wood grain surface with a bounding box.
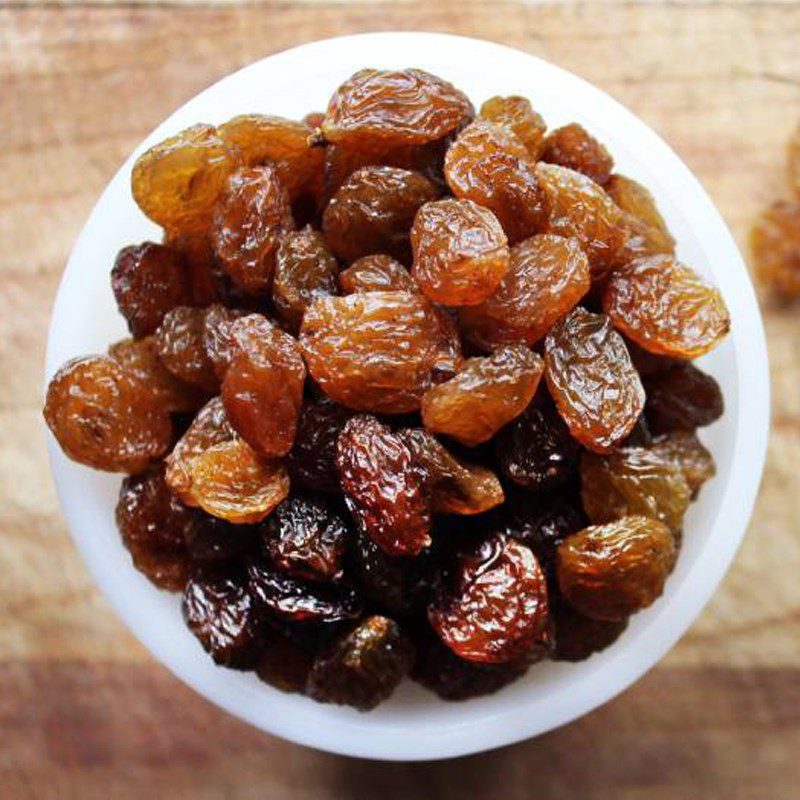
[1,1,799,797]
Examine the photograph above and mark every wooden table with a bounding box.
[2,2,799,797]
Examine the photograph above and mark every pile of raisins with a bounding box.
[44,68,729,711]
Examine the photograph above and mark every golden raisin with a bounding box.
[649,431,717,496]
[155,306,219,392]
[338,254,417,294]
[541,123,613,185]
[606,174,675,257]
[479,95,546,160]
[202,304,250,379]
[750,200,800,299]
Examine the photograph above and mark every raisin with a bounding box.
[322,68,474,149]
[182,439,289,524]
[581,448,691,533]
[202,303,250,378]
[624,336,676,377]
[399,427,504,515]
[494,403,579,491]
[272,227,339,332]
[44,355,171,473]
[421,345,542,447]
[479,95,546,160]
[551,597,628,662]
[643,363,724,433]
[536,162,626,273]
[544,307,644,453]
[322,166,440,265]
[336,415,431,556]
[247,560,361,624]
[556,516,674,621]
[183,515,260,563]
[444,119,546,244]
[131,123,237,232]
[606,174,675,258]
[603,255,731,358]
[287,397,353,492]
[182,565,264,668]
[108,336,203,414]
[116,466,195,590]
[217,114,323,199]
[430,534,550,663]
[300,291,449,413]
[155,306,219,392]
[541,123,613,185]
[221,315,306,457]
[411,198,510,306]
[261,494,350,582]
[255,629,314,693]
[750,200,800,299]
[459,234,590,350]
[649,430,716,496]
[619,413,653,448]
[306,615,414,710]
[211,165,294,295]
[163,229,220,306]
[111,242,190,338]
[339,254,417,294]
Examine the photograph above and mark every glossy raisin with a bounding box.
[551,597,628,662]
[44,355,171,473]
[606,174,675,258]
[155,306,219,392]
[183,515,260,563]
[649,430,716,496]
[479,95,546,160]
[541,123,613,185]
[339,254,417,294]
[163,229,220,306]
[255,629,314,693]
[750,200,800,299]
[644,363,724,433]
[202,303,250,378]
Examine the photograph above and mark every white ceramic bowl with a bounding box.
[44,32,769,761]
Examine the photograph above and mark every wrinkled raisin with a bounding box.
[183,515,260,563]
[155,306,219,392]
[606,174,675,259]
[644,363,724,433]
[255,629,314,693]
[339,254,417,294]
[541,123,613,185]
[551,597,628,662]
[649,430,716,496]
[202,303,250,378]
[479,95,546,160]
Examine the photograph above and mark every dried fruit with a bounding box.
[323,166,440,264]
[411,198,510,306]
[544,307,644,453]
[116,467,194,590]
[163,229,220,306]
[221,314,306,457]
[556,516,674,621]
[272,227,338,332]
[606,174,675,258]
[255,629,314,693]
[649,430,716,496]
[111,242,191,338]
[430,534,550,663]
[479,95,546,160]
[444,119,546,243]
[536,162,626,272]
[336,415,431,556]
[182,565,264,667]
[494,403,579,491]
[155,306,219,392]
[322,68,474,148]
[750,200,800,299]
[603,255,731,358]
[541,123,613,185]
[211,165,294,295]
[339,254,417,294]
[644,363,724,433]
[581,448,691,533]
[300,291,448,413]
[421,345,543,446]
[132,123,237,232]
[306,615,414,710]
[44,355,171,473]
[262,494,350,582]
[202,303,250,378]
[183,515,260,563]
[399,427,504,515]
[459,234,590,350]
[551,597,628,662]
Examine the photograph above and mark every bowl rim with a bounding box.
[44,31,770,761]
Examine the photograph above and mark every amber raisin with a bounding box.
[339,254,417,294]
[603,255,730,358]
[300,291,448,413]
[306,615,414,710]
[336,415,431,556]
[44,355,171,473]
[323,166,440,264]
[544,307,644,453]
[155,306,219,392]
[399,427,504,515]
[644,363,724,434]
[262,494,350,582]
[606,174,675,258]
[421,345,542,447]
[211,165,293,295]
[221,314,306,458]
[649,431,716,497]
[556,516,674,621]
[459,234,590,350]
[479,95,546,160]
[444,120,546,244]
[624,336,677,377]
[541,123,613,185]
[163,229,220,306]
[111,242,191,338]
[182,565,264,668]
[132,124,237,232]
[750,200,800,299]
[430,534,550,663]
[411,198,510,306]
[202,303,250,378]
[551,597,628,662]
[116,466,194,590]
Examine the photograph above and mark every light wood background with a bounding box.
[2,1,799,797]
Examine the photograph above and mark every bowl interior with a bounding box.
[44,32,769,760]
